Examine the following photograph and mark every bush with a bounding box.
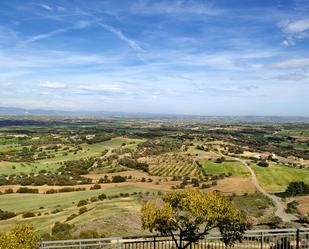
[17,187,39,194]
[215,157,225,163]
[112,175,126,183]
[79,230,100,239]
[257,161,269,167]
[98,176,111,183]
[77,200,88,207]
[98,193,107,200]
[79,207,88,214]
[51,222,74,239]
[22,212,36,218]
[66,213,78,221]
[0,209,17,220]
[90,184,101,190]
[4,189,14,194]
[46,189,58,194]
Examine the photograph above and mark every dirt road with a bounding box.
[236,158,297,222]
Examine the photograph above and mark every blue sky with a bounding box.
[0,0,309,116]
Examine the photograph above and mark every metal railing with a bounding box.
[40,228,309,249]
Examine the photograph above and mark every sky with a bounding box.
[0,0,309,116]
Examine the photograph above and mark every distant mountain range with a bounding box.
[0,107,113,116]
[0,106,308,122]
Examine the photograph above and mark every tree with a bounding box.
[141,190,250,249]
[0,224,39,249]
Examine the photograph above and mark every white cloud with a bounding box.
[280,19,309,33]
[23,19,96,44]
[40,81,67,89]
[24,28,69,44]
[131,1,223,16]
[279,19,309,45]
[77,83,126,93]
[39,4,53,11]
[99,23,145,53]
[272,58,309,69]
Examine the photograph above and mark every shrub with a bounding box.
[215,157,225,163]
[17,187,39,194]
[51,222,74,239]
[51,209,62,214]
[4,189,14,194]
[98,176,111,183]
[90,184,101,190]
[66,213,78,221]
[112,175,126,183]
[79,207,88,214]
[22,212,36,218]
[79,230,100,239]
[77,200,88,207]
[257,161,269,167]
[98,193,107,200]
[0,209,17,220]
[90,197,98,202]
[46,189,58,194]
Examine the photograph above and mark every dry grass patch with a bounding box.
[208,177,256,195]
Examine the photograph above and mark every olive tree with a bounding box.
[141,190,250,249]
[0,224,40,249]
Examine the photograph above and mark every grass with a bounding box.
[277,129,309,137]
[0,185,154,212]
[233,192,274,217]
[0,161,60,175]
[198,160,250,177]
[0,185,157,233]
[250,163,309,193]
[0,137,145,175]
[100,137,145,148]
[0,196,142,234]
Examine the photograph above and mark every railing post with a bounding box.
[260,232,264,249]
[117,238,121,249]
[154,236,156,249]
[296,229,300,249]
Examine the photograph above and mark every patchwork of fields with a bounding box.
[0,118,308,236]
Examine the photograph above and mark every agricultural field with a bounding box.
[0,117,308,236]
[0,185,156,234]
[250,163,309,193]
[198,160,250,177]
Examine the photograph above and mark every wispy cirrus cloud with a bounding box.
[99,23,145,53]
[131,0,224,16]
[271,58,309,69]
[23,19,97,44]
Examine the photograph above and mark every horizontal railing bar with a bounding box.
[40,228,309,248]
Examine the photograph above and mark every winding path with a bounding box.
[236,158,297,222]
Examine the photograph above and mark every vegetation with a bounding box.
[284,181,309,197]
[0,117,308,237]
[0,224,39,249]
[141,190,250,249]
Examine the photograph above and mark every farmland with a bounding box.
[0,117,308,237]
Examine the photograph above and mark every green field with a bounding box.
[198,160,250,177]
[233,192,274,217]
[0,185,156,234]
[0,137,145,175]
[250,164,309,193]
[277,129,309,137]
